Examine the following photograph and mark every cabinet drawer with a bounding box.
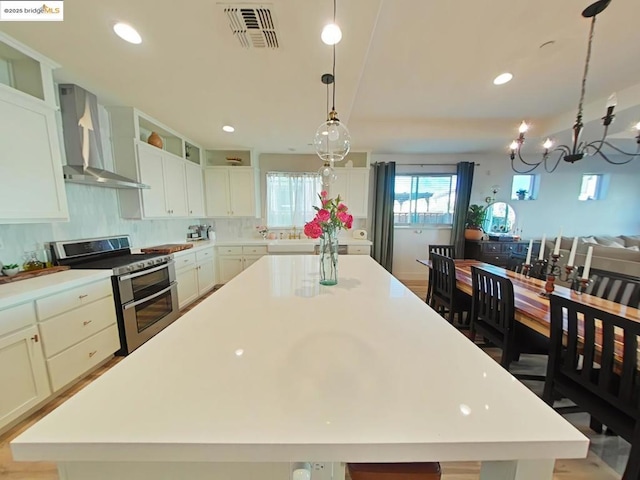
[0,302,36,338]
[480,242,501,253]
[39,296,116,358]
[218,246,243,255]
[501,243,518,253]
[242,245,267,255]
[175,252,197,270]
[36,279,112,321]
[47,324,120,392]
[196,247,215,262]
[347,245,370,255]
[479,253,508,266]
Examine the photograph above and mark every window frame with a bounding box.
[578,173,604,201]
[393,173,457,227]
[510,174,539,201]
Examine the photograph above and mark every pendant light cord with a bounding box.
[577,15,597,121]
[332,0,337,112]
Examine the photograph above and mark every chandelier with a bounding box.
[314,0,351,174]
[509,0,640,173]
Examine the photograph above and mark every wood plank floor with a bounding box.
[0,283,626,479]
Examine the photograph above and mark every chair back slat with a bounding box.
[581,311,596,383]
[429,244,455,260]
[547,295,640,443]
[598,322,615,394]
[471,266,515,336]
[431,253,455,305]
[620,331,638,405]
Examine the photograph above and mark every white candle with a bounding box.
[553,228,562,255]
[538,234,546,260]
[582,246,593,279]
[525,239,533,265]
[567,236,578,267]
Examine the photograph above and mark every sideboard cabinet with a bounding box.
[464,240,541,267]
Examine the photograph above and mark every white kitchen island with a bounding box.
[11,256,587,480]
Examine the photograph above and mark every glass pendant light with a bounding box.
[314,0,351,163]
[318,161,337,186]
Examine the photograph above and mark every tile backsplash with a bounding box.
[0,183,204,265]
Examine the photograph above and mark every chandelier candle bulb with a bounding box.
[583,246,594,279]
[553,229,562,255]
[567,236,579,267]
[525,239,533,265]
[518,121,529,134]
[538,234,546,260]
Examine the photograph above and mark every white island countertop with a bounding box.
[11,256,587,470]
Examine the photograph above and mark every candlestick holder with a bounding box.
[573,277,591,295]
[561,265,580,284]
[540,274,557,298]
[539,254,561,298]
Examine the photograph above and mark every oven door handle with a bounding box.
[123,284,175,310]
[118,261,174,282]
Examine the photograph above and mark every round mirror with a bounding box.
[483,202,516,233]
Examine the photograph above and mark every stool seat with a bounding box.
[347,462,441,480]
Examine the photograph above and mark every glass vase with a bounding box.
[319,229,339,286]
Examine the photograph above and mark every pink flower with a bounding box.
[320,190,328,198]
[304,220,323,239]
[345,214,353,229]
[316,209,330,222]
[337,203,348,212]
[337,211,349,224]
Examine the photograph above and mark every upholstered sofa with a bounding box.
[544,235,640,278]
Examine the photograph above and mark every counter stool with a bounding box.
[347,463,441,480]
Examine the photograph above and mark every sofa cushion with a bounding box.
[581,236,598,244]
[590,245,640,262]
[622,235,640,248]
[559,236,576,250]
[628,246,640,252]
[595,235,625,248]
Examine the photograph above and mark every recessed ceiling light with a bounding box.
[493,72,513,85]
[113,23,142,44]
[222,125,235,133]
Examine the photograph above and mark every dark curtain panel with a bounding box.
[371,162,396,272]
[450,162,475,258]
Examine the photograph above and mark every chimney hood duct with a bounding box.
[59,84,149,189]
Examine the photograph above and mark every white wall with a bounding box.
[0,184,203,266]
[372,153,640,281]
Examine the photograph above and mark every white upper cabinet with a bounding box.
[328,168,370,218]
[108,106,204,220]
[0,33,68,224]
[185,163,205,217]
[204,167,259,218]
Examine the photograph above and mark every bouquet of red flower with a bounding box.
[304,190,353,238]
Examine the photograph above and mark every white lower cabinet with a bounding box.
[37,278,119,393]
[175,247,217,309]
[217,245,267,283]
[0,324,50,430]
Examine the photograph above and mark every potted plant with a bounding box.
[464,204,487,241]
[1,263,20,276]
[516,189,528,200]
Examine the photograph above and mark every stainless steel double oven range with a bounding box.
[50,236,179,355]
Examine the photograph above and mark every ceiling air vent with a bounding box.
[223,5,279,49]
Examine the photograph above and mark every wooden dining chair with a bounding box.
[469,266,547,378]
[573,267,640,308]
[424,245,456,304]
[429,253,471,327]
[543,295,640,479]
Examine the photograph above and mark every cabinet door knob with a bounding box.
[88,350,97,358]
[78,294,88,299]
[83,320,92,326]
[31,334,39,343]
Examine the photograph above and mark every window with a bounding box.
[394,174,457,225]
[578,174,603,201]
[511,174,537,200]
[266,172,321,227]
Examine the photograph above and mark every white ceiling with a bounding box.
[1,0,639,155]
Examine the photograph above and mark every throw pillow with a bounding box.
[581,236,598,244]
[627,245,640,252]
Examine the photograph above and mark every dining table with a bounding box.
[12,256,588,480]
[417,259,640,339]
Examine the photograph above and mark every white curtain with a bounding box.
[266,172,321,227]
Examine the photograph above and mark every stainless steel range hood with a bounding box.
[59,84,148,189]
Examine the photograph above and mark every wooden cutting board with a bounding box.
[0,266,70,284]
[140,244,194,254]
